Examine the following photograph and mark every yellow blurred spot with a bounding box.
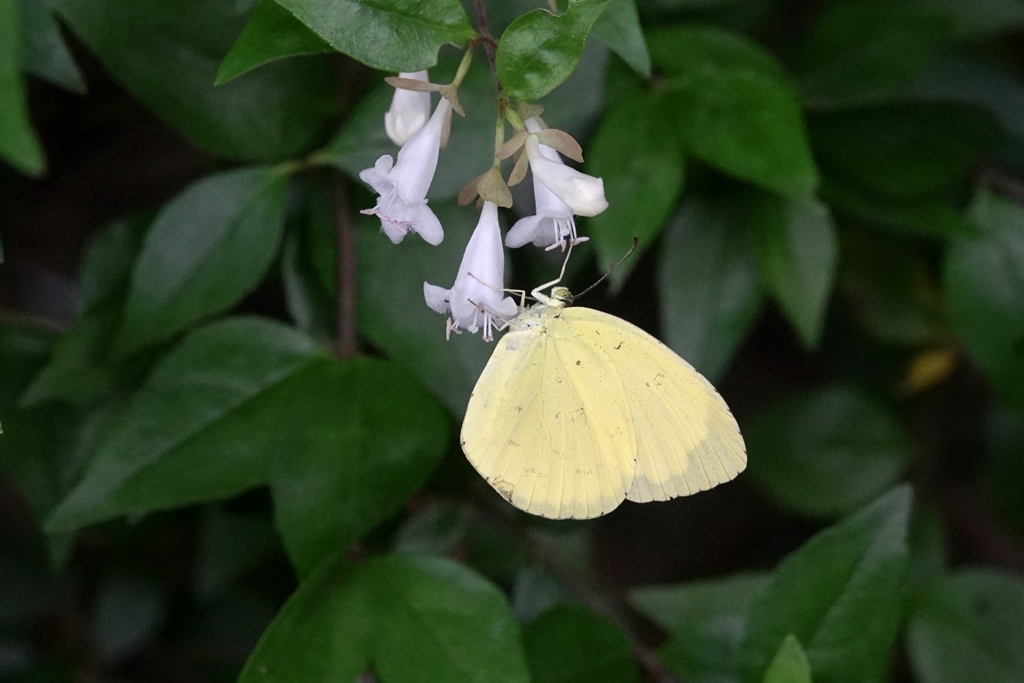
[900,347,957,395]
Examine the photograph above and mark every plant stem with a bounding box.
[333,176,357,360]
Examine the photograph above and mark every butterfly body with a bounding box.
[461,295,746,519]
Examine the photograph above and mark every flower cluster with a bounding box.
[359,67,608,341]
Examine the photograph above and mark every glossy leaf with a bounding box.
[272,0,475,71]
[946,190,1024,415]
[216,0,331,84]
[270,358,449,576]
[908,570,1024,683]
[658,193,763,383]
[751,195,837,348]
[15,0,85,92]
[45,318,324,532]
[240,554,529,683]
[587,93,683,288]
[0,0,45,175]
[745,386,914,517]
[114,167,289,356]
[592,0,649,76]
[497,0,611,101]
[741,487,911,683]
[762,635,812,683]
[632,574,769,683]
[523,605,638,683]
[55,0,336,160]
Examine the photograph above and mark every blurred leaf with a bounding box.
[15,0,85,92]
[762,635,812,683]
[393,500,470,556]
[979,406,1024,535]
[908,501,948,585]
[114,167,289,356]
[798,3,950,107]
[909,570,1024,683]
[511,567,575,623]
[91,572,165,663]
[522,604,639,683]
[751,195,837,347]
[588,93,683,288]
[663,55,817,200]
[809,104,1000,202]
[216,0,331,84]
[270,358,449,576]
[55,0,336,160]
[920,0,1024,40]
[631,574,769,683]
[45,318,325,532]
[272,0,474,71]
[822,180,978,240]
[0,0,45,175]
[946,189,1024,415]
[741,487,911,683]
[658,192,763,383]
[648,24,786,81]
[592,0,649,76]
[240,554,530,683]
[194,508,279,598]
[745,386,914,517]
[497,0,610,101]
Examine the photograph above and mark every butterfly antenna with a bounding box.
[574,236,639,300]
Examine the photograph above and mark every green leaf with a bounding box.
[762,635,812,683]
[908,570,1024,683]
[741,487,912,683]
[497,0,611,101]
[631,574,769,683]
[240,554,529,683]
[648,24,787,81]
[751,195,837,347]
[665,64,817,199]
[745,386,914,517]
[979,406,1024,536]
[821,180,978,240]
[15,0,85,92]
[114,167,289,356]
[0,0,45,175]
[523,604,638,683]
[921,0,1024,39]
[44,317,324,532]
[216,0,331,84]
[592,0,649,76]
[658,192,763,383]
[946,189,1024,415]
[54,0,336,160]
[270,358,449,576]
[194,508,279,598]
[272,0,475,72]
[587,93,683,288]
[798,3,951,107]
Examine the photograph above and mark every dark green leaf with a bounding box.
[745,386,913,517]
[216,0,331,84]
[763,635,812,683]
[741,487,911,683]
[587,93,683,288]
[15,0,85,92]
[798,4,951,107]
[945,189,1024,415]
[0,0,45,175]
[592,0,649,76]
[270,358,449,576]
[194,508,279,598]
[909,570,1024,683]
[272,0,475,71]
[822,180,978,240]
[632,574,769,683]
[648,24,786,81]
[658,192,763,383]
[523,605,638,683]
[751,195,837,347]
[114,167,289,356]
[665,67,817,199]
[55,0,336,160]
[44,317,324,532]
[497,0,611,101]
[240,554,529,683]
[91,572,165,662]
[980,406,1024,536]
[392,500,470,556]
[919,0,1024,40]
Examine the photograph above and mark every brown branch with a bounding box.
[473,0,503,99]
[333,177,357,360]
[978,166,1024,207]
[941,482,1024,576]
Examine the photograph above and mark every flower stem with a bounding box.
[333,176,357,360]
[474,0,502,98]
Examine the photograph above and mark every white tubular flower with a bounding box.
[507,118,582,251]
[360,97,451,245]
[525,134,608,218]
[385,70,431,145]
[424,201,518,342]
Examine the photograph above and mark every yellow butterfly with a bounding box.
[461,277,746,520]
